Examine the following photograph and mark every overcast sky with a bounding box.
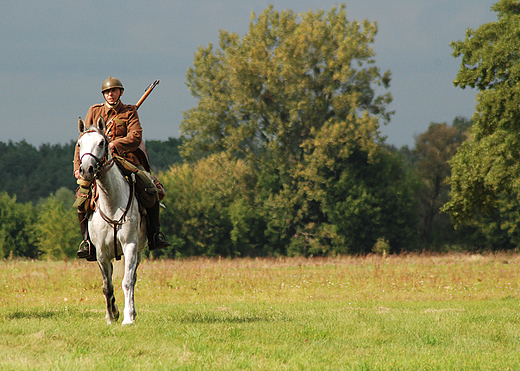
[0,0,497,148]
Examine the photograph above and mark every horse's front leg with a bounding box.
[97,259,119,324]
[121,244,141,325]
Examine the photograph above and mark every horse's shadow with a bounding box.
[3,308,289,324]
[3,309,62,320]
[174,309,289,324]
[2,308,97,320]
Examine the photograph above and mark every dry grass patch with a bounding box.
[2,252,520,308]
[1,253,520,370]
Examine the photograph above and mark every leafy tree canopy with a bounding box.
[177,4,420,255]
[146,137,183,172]
[444,0,520,225]
[181,4,392,166]
[414,121,466,247]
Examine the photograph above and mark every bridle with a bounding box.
[79,129,113,179]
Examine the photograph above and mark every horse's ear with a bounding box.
[96,116,106,132]
[78,117,86,133]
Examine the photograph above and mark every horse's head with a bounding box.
[77,117,109,181]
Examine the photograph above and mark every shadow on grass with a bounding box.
[2,308,98,320]
[176,310,288,324]
[3,309,62,320]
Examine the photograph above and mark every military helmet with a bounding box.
[101,77,124,93]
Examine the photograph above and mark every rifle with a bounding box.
[135,79,160,109]
[133,80,159,166]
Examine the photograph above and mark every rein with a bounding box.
[96,178,136,261]
[94,158,136,261]
[81,131,135,260]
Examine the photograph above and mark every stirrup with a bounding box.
[77,240,96,261]
[77,240,90,258]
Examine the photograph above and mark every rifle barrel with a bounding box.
[135,80,160,109]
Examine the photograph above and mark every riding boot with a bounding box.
[146,201,170,250]
[76,212,97,261]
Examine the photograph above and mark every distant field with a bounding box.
[1,253,519,370]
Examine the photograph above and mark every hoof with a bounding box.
[113,304,120,322]
[122,310,136,325]
[105,304,119,324]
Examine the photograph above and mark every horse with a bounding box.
[77,116,147,325]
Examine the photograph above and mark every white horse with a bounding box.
[77,116,146,325]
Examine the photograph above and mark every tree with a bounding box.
[181,4,391,166]
[35,188,79,260]
[160,153,261,257]
[444,0,520,225]
[145,137,183,172]
[414,122,464,247]
[0,140,42,203]
[298,144,420,254]
[179,5,409,255]
[0,140,77,204]
[0,192,38,259]
[36,142,77,202]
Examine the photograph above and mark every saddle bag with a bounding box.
[73,179,93,212]
[113,155,159,209]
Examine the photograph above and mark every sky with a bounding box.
[0,0,498,148]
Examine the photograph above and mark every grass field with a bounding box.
[1,253,520,370]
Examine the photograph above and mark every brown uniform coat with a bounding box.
[74,101,150,173]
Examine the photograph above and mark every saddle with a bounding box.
[73,156,166,213]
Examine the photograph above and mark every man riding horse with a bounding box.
[73,77,169,261]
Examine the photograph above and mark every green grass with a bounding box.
[1,253,520,370]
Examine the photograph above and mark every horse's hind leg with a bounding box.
[98,259,119,324]
[121,246,141,325]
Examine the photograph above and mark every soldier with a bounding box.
[73,77,169,261]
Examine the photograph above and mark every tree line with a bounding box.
[0,138,182,259]
[0,137,182,205]
[2,2,518,259]
[0,116,499,260]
